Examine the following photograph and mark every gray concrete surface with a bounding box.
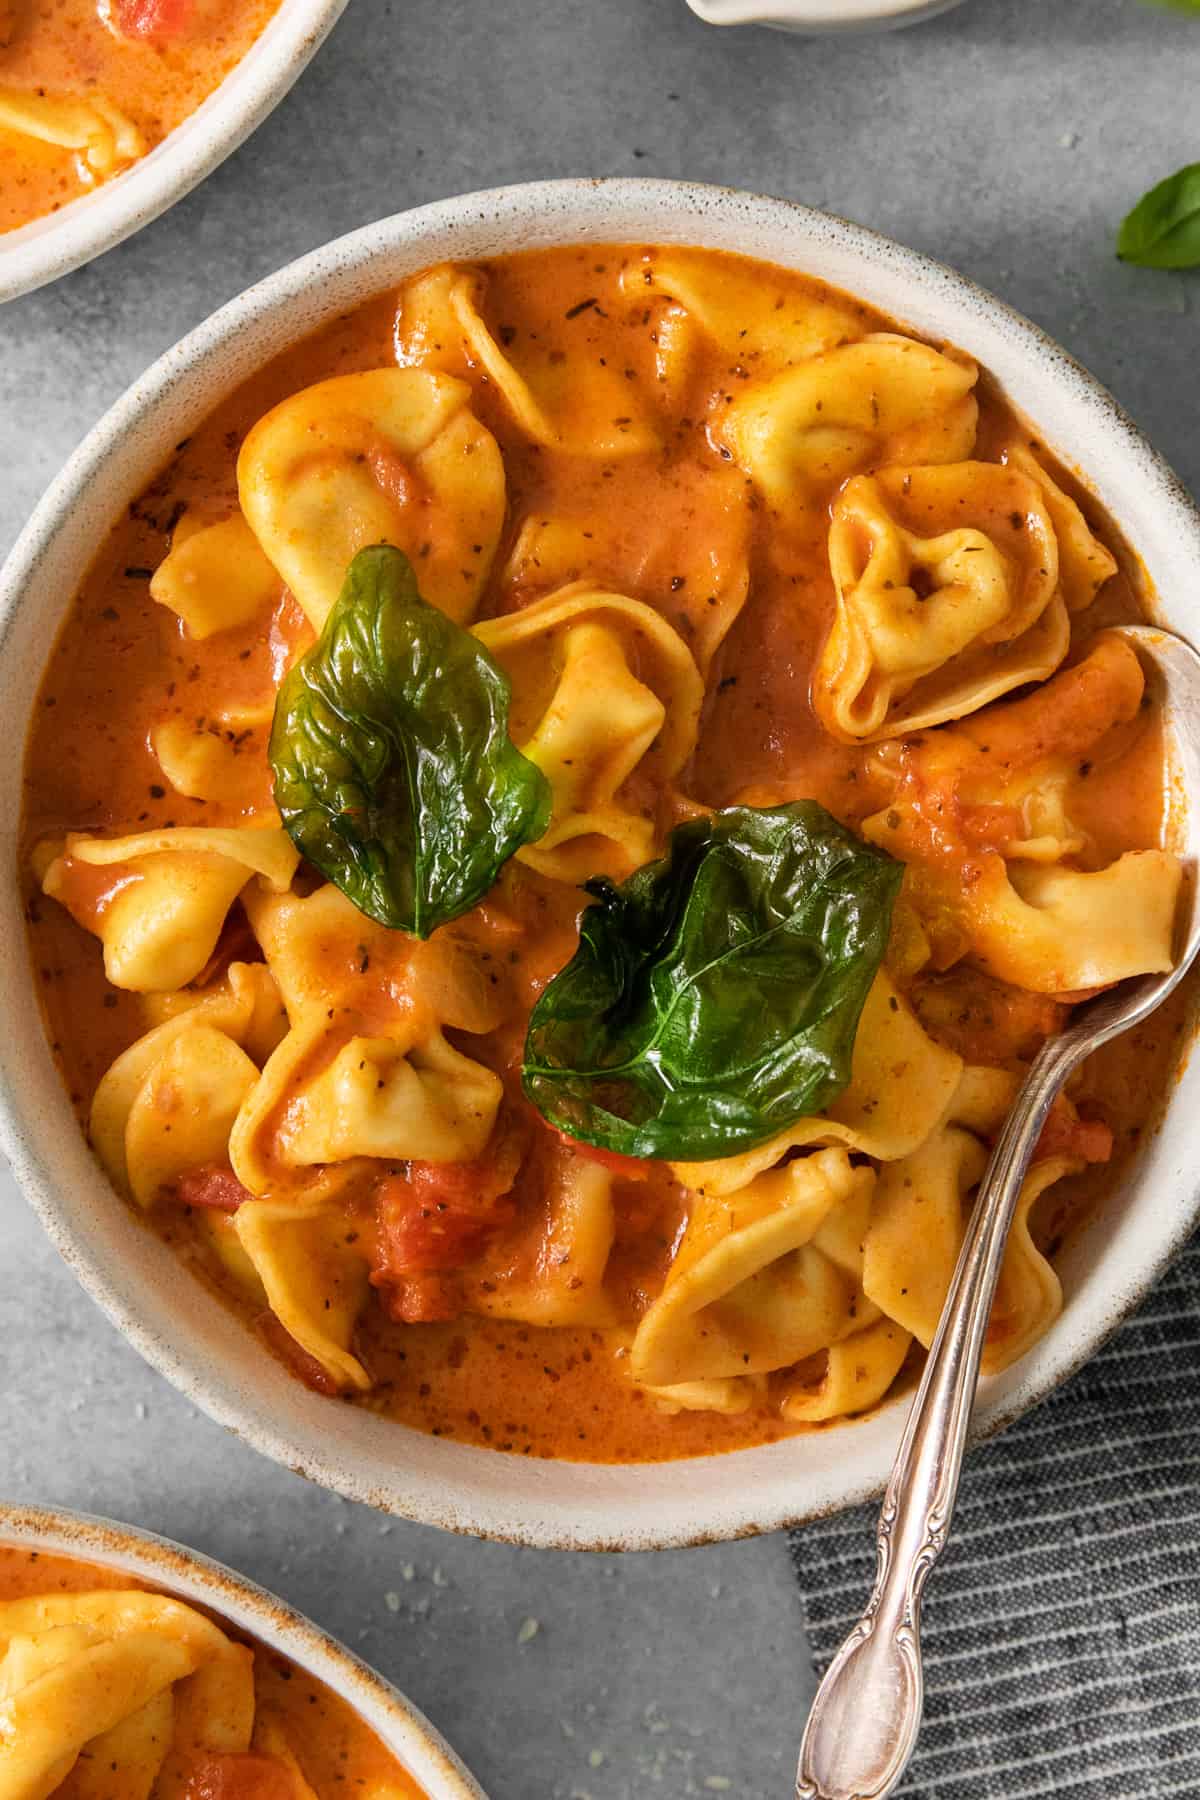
[1,0,1198,1795]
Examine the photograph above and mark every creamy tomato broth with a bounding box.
[22,246,1187,1464]
[0,1542,430,1797]
[0,0,283,233]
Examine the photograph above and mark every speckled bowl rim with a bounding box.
[0,1500,487,1798]
[2,177,1199,1552]
[0,0,349,305]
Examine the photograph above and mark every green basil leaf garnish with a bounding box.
[522,802,902,1161]
[270,544,551,937]
[1117,163,1200,268]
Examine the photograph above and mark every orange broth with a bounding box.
[21,245,1191,1463]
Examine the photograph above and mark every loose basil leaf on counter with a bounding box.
[269,544,551,937]
[522,802,902,1161]
[1117,163,1200,268]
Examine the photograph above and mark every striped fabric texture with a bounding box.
[790,1233,1200,1799]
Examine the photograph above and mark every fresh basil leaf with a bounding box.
[1117,163,1200,268]
[522,802,902,1160]
[270,544,551,937]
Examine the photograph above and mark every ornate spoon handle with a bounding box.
[795,1030,1080,1800]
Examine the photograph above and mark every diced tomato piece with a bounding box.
[406,1154,516,1214]
[257,1314,342,1397]
[1035,1098,1113,1165]
[555,1132,653,1181]
[366,445,418,511]
[108,0,195,40]
[378,1194,504,1275]
[373,1160,516,1276]
[174,1163,251,1212]
[369,1115,528,1322]
[180,1754,295,1800]
[379,1271,462,1326]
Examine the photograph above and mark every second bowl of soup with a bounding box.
[0,1500,485,1798]
[2,179,1198,1547]
[0,0,348,301]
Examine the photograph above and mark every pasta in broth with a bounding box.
[0,1543,431,1799]
[0,0,283,234]
[22,246,1188,1464]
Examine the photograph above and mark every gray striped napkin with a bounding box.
[790,1233,1200,1799]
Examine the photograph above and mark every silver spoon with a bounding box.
[795,624,1200,1800]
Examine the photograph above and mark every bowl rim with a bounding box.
[0,0,349,305]
[3,175,1199,1551]
[0,1499,487,1798]
[685,0,964,30]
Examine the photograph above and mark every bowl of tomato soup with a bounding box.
[0,1501,487,1799]
[1,179,1198,1549]
[0,0,348,303]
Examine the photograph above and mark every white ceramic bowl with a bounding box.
[0,1501,486,1799]
[0,0,348,305]
[685,0,966,33]
[2,178,1198,1550]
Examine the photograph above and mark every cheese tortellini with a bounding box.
[714,333,980,519]
[149,719,268,810]
[0,1588,255,1800]
[0,84,144,180]
[863,638,1182,992]
[632,1147,880,1389]
[230,1022,502,1193]
[674,972,963,1199]
[924,852,1179,995]
[233,1194,373,1392]
[816,462,1070,741]
[637,1053,1087,1418]
[397,263,660,456]
[625,247,866,405]
[475,584,704,882]
[227,883,507,1196]
[238,367,506,630]
[1003,441,1119,611]
[39,828,299,993]
[89,963,287,1202]
[150,513,282,640]
[863,1075,1072,1375]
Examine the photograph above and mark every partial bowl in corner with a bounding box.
[685,0,966,30]
[2,178,1199,1551]
[0,0,349,306]
[0,1500,487,1800]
